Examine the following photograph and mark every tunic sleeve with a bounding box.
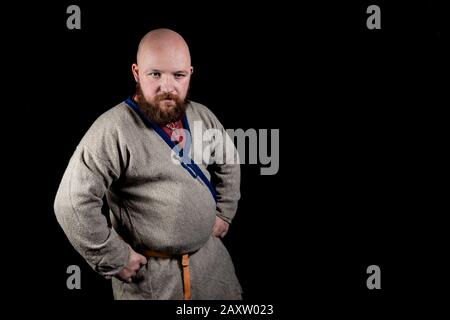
[208,115,241,224]
[212,160,241,224]
[54,122,130,278]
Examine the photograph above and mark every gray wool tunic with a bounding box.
[54,99,242,299]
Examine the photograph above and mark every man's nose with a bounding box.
[159,75,175,93]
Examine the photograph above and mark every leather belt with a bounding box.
[141,249,191,300]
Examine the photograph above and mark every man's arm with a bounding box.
[54,144,134,278]
[208,117,241,237]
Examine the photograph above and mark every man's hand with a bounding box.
[116,245,147,283]
[212,216,230,238]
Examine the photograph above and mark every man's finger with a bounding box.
[139,256,148,265]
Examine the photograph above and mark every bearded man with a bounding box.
[54,28,242,300]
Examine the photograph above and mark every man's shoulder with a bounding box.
[95,101,135,126]
[85,100,142,135]
[187,100,221,127]
[188,100,212,114]
[79,100,138,146]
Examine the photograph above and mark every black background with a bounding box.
[4,0,446,317]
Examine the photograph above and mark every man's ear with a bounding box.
[131,63,139,82]
[190,66,194,75]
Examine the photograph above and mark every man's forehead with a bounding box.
[139,49,190,69]
[141,53,190,70]
[143,66,190,73]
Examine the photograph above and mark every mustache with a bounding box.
[154,93,178,102]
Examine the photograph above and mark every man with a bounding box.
[54,28,242,300]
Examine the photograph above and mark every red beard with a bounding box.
[135,84,187,125]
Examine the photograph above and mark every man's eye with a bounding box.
[174,73,185,79]
[149,72,161,78]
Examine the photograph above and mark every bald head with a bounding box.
[136,28,191,66]
[131,29,193,124]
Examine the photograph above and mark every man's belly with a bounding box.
[118,183,217,254]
